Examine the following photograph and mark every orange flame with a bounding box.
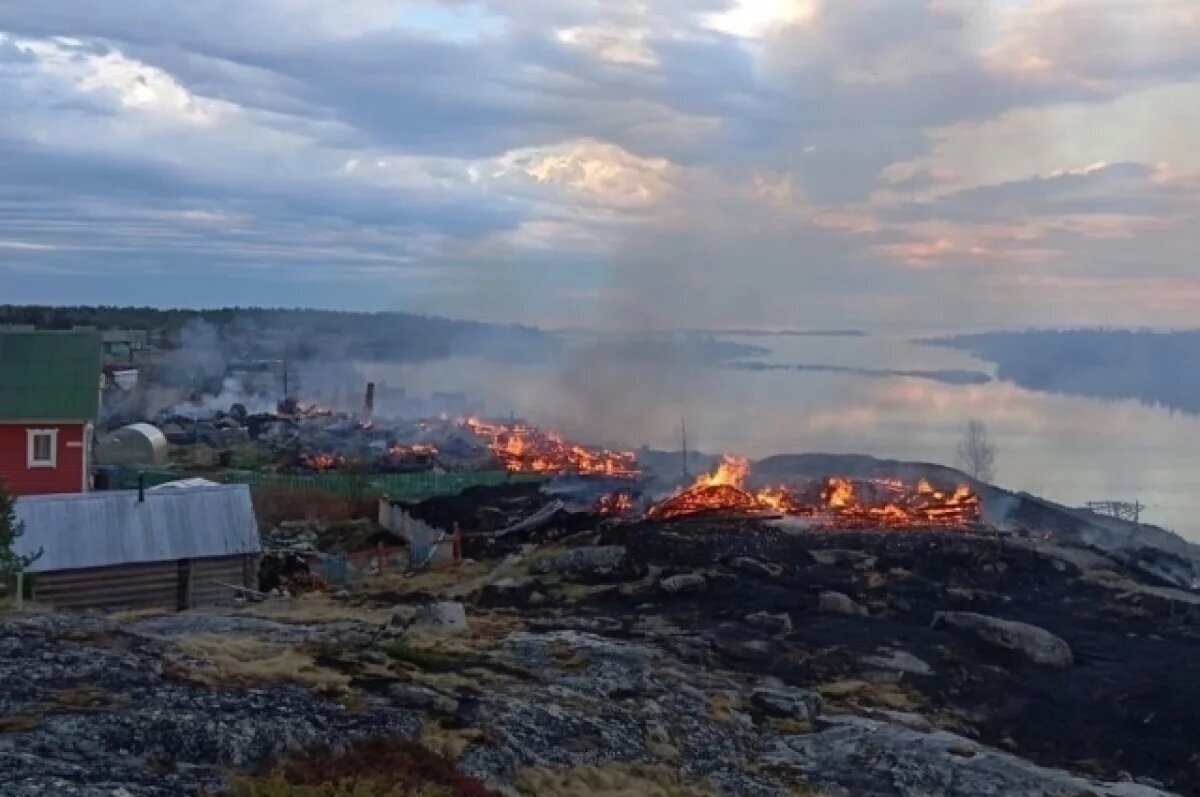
[298,452,344,472]
[464,417,639,477]
[594,492,634,516]
[646,457,980,528]
[694,455,750,488]
[388,443,439,459]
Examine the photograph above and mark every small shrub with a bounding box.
[381,641,452,671]
[514,764,719,796]
[53,685,128,711]
[0,715,39,733]
[173,635,351,694]
[221,739,495,797]
[225,771,448,796]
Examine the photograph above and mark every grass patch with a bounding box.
[364,562,492,598]
[173,634,351,694]
[385,612,524,665]
[0,599,53,614]
[420,722,486,762]
[816,679,921,711]
[515,764,719,796]
[549,638,589,671]
[52,685,129,711]
[705,691,744,725]
[236,593,394,627]
[381,641,454,671]
[225,772,452,796]
[221,739,496,797]
[108,607,173,624]
[0,714,39,733]
[767,718,814,735]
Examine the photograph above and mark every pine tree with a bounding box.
[0,482,40,575]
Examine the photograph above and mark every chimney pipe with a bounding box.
[137,472,145,503]
[364,382,376,419]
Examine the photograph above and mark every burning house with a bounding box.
[645,455,981,529]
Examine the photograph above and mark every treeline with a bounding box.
[1,304,215,331]
[0,305,554,363]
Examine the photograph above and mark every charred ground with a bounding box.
[3,502,1198,795]
[478,523,1200,793]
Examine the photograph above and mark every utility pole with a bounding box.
[681,417,689,480]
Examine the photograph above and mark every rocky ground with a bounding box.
[1,521,1198,796]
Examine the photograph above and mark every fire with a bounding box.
[464,417,639,477]
[647,456,773,521]
[822,477,854,509]
[594,492,634,516]
[695,455,750,488]
[298,452,344,472]
[646,457,981,528]
[388,443,439,459]
[806,476,980,528]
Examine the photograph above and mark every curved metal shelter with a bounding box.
[95,423,169,467]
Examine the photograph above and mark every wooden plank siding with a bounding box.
[190,557,255,608]
[0,422,88,496]
[31,555,256,611]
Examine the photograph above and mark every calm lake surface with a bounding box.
[361,333,1200,541]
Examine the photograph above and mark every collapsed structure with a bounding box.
[644,455,982,528]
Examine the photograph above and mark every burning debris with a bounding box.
[284,417,641,476]
[646,456,981,528]
[593,491,635,517]
[296,452,345,472]
[463,417,639,477]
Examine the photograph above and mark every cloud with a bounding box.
[984,0,1200,91]
[0,1,1198,328]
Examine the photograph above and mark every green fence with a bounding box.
[109,467,542,502]
[230,470,542,500]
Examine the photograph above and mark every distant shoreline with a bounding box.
[725,360,992,386]
[921,329,1200,416]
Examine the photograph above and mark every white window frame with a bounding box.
[26,428,58,469]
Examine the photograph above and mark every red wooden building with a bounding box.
[0,330,103,496]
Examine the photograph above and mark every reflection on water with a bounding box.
[359,333,1200,541]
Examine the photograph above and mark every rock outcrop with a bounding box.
[764,715,1174,797]
[931,611,1074,667]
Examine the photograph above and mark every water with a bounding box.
[358,333,1200,541]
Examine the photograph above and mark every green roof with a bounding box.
[0,331,102,421]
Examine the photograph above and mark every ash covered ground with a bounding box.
[2,505,1198,796]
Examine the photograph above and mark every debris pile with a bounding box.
[645,456,981,528]
[463,417,639,477]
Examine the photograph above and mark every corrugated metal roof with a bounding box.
[0,330,102,421]
[13,485,262,574]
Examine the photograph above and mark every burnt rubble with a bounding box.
[156,406,497,474]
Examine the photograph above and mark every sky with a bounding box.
[1,0,1199,331]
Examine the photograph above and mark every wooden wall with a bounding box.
[32,555,256,611]
[0,423,87,496]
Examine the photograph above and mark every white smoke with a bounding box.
[164,377,278,419]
